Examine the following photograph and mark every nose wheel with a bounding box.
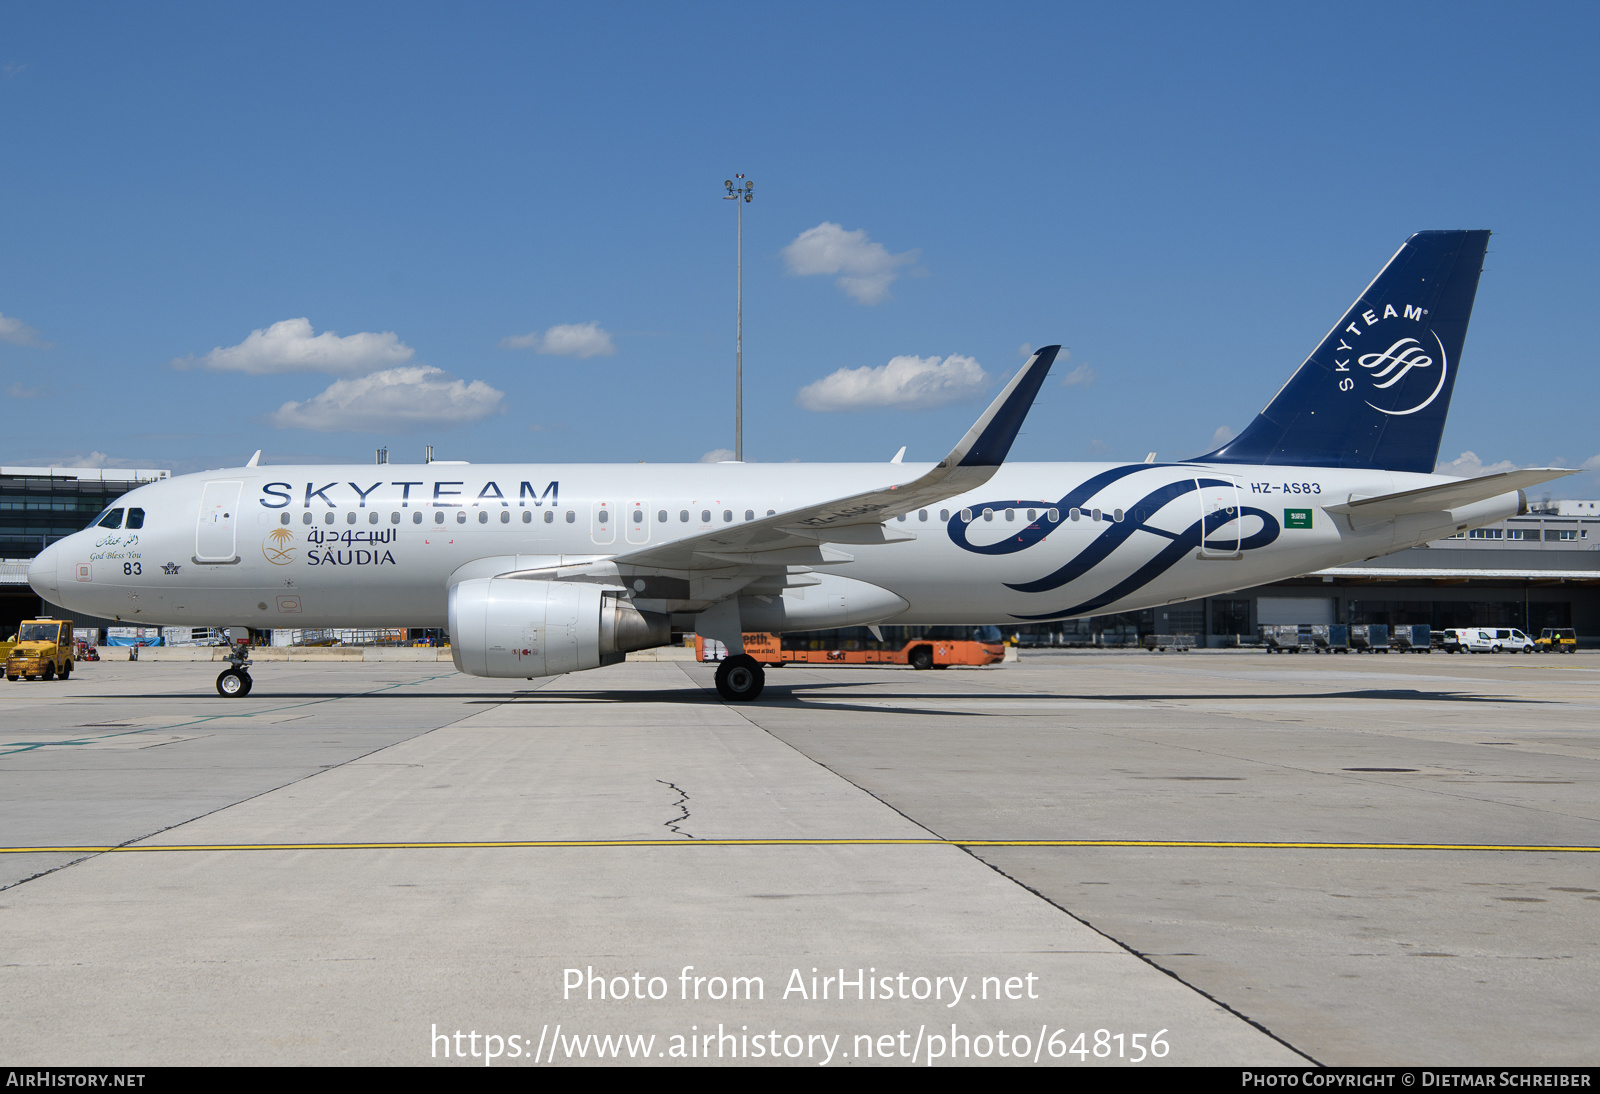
[217,668,253,697]
[714,654,765,702]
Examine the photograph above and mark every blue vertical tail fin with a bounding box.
[1199,230,1490,473]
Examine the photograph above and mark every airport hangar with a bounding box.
[2,464,1597,648]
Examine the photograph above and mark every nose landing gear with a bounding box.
[216,640,254,697]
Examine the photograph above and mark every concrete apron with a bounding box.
[0,662,1304,1066]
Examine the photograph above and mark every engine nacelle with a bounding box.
[448,578,671,679]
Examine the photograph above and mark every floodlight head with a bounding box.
[724,180,732,188]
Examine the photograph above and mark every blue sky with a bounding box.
[2,2,1597,495]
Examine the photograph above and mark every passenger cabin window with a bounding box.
[1005,509,1015,521]
[1026,509,1036,522]
[723,510,732,522]
[1113,508,1124,522]
[982,508,994,521]
[435,512,445,525]
[1046,508,1059,522]
[369,511,379,524]
[919,509,928,521]
[680,510,689,522]
[390,512,400,524]
[281,512,292,526]
[456,512,467,524]
[303,513,314,526]
[633,510,643,524]
[701,510,711,523]
[325,512,335,525]
[566,511,575,523]
[940,509,950,521]
[346,512,357,525]
[522,511,531,523]
[126,508,145,529]
[897,514,906,522]
[744,509,754,521]
[414,512,424,524]
[96,509,124,529]
[500,511,510,524]
[657,510,668,522]
[960,508,971,522]
[598,510,609,524]
[544,511,554,523]
[767,509,775,517]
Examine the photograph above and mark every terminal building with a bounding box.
[0,466,170,637]
[2,463,1596,649]
[1018,501,1600,647]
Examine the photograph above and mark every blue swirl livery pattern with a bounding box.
[947,465,1281,622]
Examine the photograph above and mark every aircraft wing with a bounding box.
[1324,467,1577,522]
[503,345,1058,583]
[607,345,1058,572]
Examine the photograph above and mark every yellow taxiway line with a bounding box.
[3,839,1597,853]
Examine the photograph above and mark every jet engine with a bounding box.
[448,578,671,679]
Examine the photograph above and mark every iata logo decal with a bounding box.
[263,527,297,565]
[1331,303,1449,416]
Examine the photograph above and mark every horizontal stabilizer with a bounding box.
[1325,468,1576,521]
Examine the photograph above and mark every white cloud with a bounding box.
[500,321,616,358]
[178,318,416,375]
[796,354,989,412]
[1436,450,1521,478]
[1211,425,1235,447]
[1582,452,1600,472]
[782,222,919,304]
[270,366,505,432]
[700,449,737,463]
[7,382,49,398]
[1061,363,1097,388]
[0,312,44,346]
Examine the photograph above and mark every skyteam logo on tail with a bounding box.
[1333,304,1449,417]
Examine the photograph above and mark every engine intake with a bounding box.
[448,578,671,679]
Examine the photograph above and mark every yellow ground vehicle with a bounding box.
[5,619,76,681]
[1536,628,1578,653]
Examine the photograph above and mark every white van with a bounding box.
[1462,627,1535,653]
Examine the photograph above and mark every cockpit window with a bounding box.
[125,508,146,529]
[95,509,125,529]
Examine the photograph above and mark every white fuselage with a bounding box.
[29,460,1518,632]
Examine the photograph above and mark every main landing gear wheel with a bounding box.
[217,668,253,697]
[715,654,765,702]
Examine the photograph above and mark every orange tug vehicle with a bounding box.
[697,626,1007,671]
[5,619,75,682]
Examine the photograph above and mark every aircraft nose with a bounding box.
[28,541,62,604]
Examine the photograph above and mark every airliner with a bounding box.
[27,230,1574,701]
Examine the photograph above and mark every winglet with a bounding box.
[942,346,1059,468]
[245,450,261,468]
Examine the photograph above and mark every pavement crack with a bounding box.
[656,779,696,839]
